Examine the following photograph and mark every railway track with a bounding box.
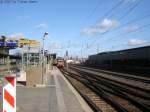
[70,66,150,92]
[72,65,150,84]
[61,66,150,112]
[62,70,117,112]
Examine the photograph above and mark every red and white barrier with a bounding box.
[3,76,16,112]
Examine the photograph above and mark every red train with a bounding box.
[56,57,65,68]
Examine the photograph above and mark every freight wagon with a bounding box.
[85,46,150,75]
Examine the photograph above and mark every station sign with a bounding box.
[19,38,40,47]
[0,37,18,48]
[0,37,5,47]
[18,38,30,47]
[5,39,18,47]
[29,40,40,47]
[0,36,40,48]
[40,50,48,56]
[0,40,5,47]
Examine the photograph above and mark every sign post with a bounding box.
[3,76,16,112]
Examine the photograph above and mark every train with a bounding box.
[84,46,150,75]
[56,57,65,68]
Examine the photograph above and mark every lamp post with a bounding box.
[42,32,48,84]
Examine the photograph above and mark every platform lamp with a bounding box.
[42,32,48,84]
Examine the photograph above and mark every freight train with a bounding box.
[85,46,150,75]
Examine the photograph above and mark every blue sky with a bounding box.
[0,0,150,57]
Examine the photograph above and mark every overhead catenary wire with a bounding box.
[94,0,124,25]
[101,0,144,36]
[81,0,148,55]
[107,0,133,19]
[107,23,150,44]
[119,23,150,36]
[80,0,104,30]
[89,0,145,48]
[108,36,150,52]
[81,1,127,49]
[87,21,150,54]
[81,0,124,32]
[84,0,103,23]
[120,13,150,28]
[89,0,142,28]
[102,12,150,35]
[89,0,143,36]
[118,0,143,21]
[99,21,150,52]
[82,1,124,49]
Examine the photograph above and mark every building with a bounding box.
[22,47,41,67]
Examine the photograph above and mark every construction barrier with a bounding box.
[3,76,16,112]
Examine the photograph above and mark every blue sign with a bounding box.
[0,41,4,47]
[6,40,18,47]
[40,50,48,56]
[0,37,18,48]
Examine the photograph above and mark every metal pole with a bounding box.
[66,51,68,70]
[26,45,29,70]
[66,56,68,70]
[42,37,44,84]
[21,47,24,71]
[42,32,48,84]
[28,46,30,68]
[7,55,10,73]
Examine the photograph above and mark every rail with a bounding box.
[61,66,150,112]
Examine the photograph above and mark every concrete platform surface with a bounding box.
[16,67,92,112]
[0,84,2,112]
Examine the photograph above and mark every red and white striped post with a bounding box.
[3,76,16,112]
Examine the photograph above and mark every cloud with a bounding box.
[127,38,146,46]
[8,33,24,39]
[123,25,138,33]
[36,23,48,29]
[82,18,119,36]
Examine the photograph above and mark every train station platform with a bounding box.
[16,67,92,112]
[0,83,2,111]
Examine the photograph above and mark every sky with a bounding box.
[0,0,150,57]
